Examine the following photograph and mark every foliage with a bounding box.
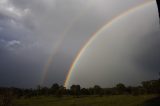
[0,73,160,99]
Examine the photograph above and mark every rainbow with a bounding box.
[64,0,156,87]
[40,0,96,85]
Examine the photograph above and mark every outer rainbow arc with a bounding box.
[40,0,97,85]
[64,0,155,88]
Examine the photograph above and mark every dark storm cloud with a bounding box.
[0,39,21,51]
[133,30,160,72]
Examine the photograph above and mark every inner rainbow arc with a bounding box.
[64,0,156,88]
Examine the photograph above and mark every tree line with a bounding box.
[0,74,160,105]
[0,77,160,98]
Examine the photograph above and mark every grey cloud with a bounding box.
[133,30,160,72]
[0,0,159,88]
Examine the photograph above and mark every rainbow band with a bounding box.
[64,0,156,88]
[40,1,96,85]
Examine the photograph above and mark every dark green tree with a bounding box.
[115,83,126,94]
[70,85,81,97]
[56,86,66,98]
[93,85,102,96]
[50,83,60,95]
[81,88,90,95]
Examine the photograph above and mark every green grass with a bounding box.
[14,95,158,106]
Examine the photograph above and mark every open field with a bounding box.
[13,95,160,106]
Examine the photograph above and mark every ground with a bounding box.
[13,95,160,106]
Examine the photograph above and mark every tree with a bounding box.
[1,90,14,106]
[50,83,59,95]
[142,80,160,94]
[81,88,90,95]
[115,83,126,94]
[37,85,41,96]
[70,85,81,97]
[41,87,49,96]
[56,86,66,98]
[93,85,102,96]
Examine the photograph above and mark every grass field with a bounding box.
[13,95,160,106]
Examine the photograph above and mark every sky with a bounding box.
[0,0,159,88]
[65,0,160,88]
